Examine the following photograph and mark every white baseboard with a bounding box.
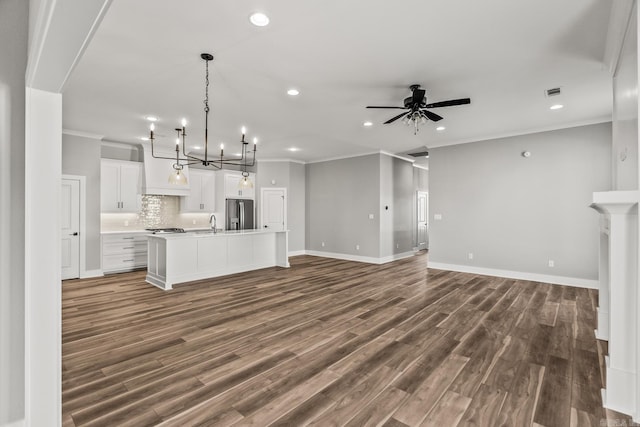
[80,269,104,279]
[2,419,25,427]
[305,250,415,265]
[427,262,598,289]
[288,250,307,257]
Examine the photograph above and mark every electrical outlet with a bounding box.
[321,241,325,247]
[369,214,374,219]
[193,219,196,225]
[396,243,399,249]
[356,244,360,251]
[548,260,555,267]
[124,220,129,227]
[468,253,474,260]
[434,214,443,220]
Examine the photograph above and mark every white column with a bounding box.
[25,87,62,426]
[592,191,639,417]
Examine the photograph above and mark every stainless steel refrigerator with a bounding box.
[225,199,255,230]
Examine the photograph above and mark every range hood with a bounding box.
[140,143,191,196]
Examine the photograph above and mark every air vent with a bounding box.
[545,87,561,97]
[409,151,429,158]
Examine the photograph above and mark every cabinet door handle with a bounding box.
[69,232,79,236]
[122,237,134,240]
[123,259,134,262]
[123,246,135,249]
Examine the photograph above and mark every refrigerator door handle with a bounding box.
[239,201,244,230]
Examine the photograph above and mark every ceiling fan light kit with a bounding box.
[148,53,258,186]
[366,84,470,135]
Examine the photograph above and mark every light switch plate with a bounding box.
[434,214,443,220]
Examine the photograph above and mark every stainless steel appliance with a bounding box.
[225,199,254,230]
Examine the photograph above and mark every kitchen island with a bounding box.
[146,229,289,290]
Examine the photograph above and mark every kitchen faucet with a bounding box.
[209,214,217,233]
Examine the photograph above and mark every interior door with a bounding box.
[417,191,428,250]
[261,188,286,231]
[61,179,80,279]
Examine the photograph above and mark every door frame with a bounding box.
[62,174,87,277]
[416,190,429,251]
[260,187,287,230]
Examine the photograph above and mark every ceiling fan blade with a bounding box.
[384,111,409,124]
[366,106,407,109]
[424,98,471,108]
[421,110,443,122]
[412,89,426,105]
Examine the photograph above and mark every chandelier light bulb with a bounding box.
[149,123,155,131]
[181,118,187,127]
[220,143,224,150]
[175,138,180,146]
[253,137,258,144]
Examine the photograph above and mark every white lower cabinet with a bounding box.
[102,232,148,273]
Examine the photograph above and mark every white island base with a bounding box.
[146,229,289,290]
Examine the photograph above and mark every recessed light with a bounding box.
[139,136,149,141]
[436,126,445,131]
[146,116,158,122]
[287,89,299,96]
[550,104,564,110]
[288,147,299,152]
[249,12,270,27]
[192,146,201,150]
[363,121,373,127]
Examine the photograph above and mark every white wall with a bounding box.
[429,123,612,284]
[0,0,28,424]
[612,2,639,191]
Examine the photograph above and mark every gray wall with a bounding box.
[306,154,381,258]
[429,122,612,280]
[101,141,142,162]
[63,134,102,271]
[380,156,415,257]
[289,162,306,252]
[256,160,306,252]
[0,0,27,423]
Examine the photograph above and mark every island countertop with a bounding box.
[148,228,288,239]
[146,229,289,290]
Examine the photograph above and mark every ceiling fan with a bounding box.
[367,85,471,134]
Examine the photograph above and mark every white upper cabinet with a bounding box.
[180,169,216,212]
[222,171,255,199]
[101,159,142,213]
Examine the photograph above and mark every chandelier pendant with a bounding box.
[148,53,258,184]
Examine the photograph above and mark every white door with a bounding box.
[261,188,286,231]
[417,191,428,250]
[61,179,80,279]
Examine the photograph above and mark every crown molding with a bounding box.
[62,129,104,140]
[603,0,635,75]
[258,158,307,165]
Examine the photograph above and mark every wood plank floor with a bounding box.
[62,253,632,426]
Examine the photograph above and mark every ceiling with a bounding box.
[62,0,614,165]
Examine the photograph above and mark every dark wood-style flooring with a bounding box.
[62,254,631,426]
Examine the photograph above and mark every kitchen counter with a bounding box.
[146,229,289,290]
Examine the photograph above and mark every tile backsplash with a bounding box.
[101,195,219,232]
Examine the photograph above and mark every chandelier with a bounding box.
[148,53,257,186]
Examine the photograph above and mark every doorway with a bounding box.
[61,176,84,280]
[417,191,428,251]
[261,188,287,231]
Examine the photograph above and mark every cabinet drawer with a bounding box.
[102,233,148,244]
[103,253,147,273]
[103,241,147,256]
